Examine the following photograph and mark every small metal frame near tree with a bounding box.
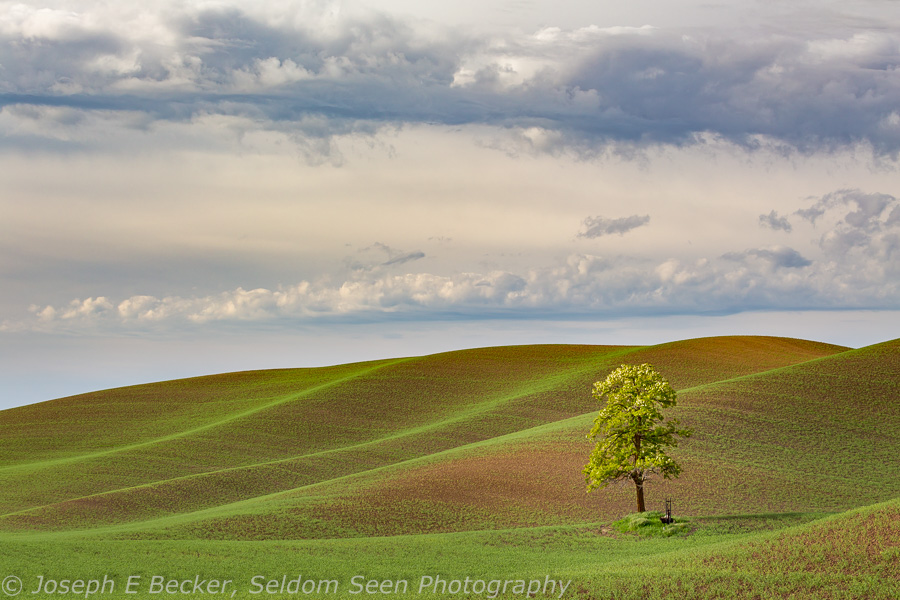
[660,498,674,524]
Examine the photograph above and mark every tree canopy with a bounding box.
[583,363,691,513]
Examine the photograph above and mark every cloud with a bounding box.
[888,206,900,228]
[795,203,828,226]
[754,190,900,284]
[578,214,650,238]
[17,230,899,335]
[759,210,792,232]
[797,189,896,226]
[4,3,900,157]
[383,251,427,267]
[19,183,900,334]
[722,247,812,269]
[348,243,426,272]
[791,189,900,263]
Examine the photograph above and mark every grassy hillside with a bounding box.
[581,496,900,599]
[0,334,897,599]
[0,336,870,536]
[157,337,896,541]
[0,498,895,599]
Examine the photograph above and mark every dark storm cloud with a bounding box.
[558,31,900,153]
[578,214,650,238]
[4,4,900,156]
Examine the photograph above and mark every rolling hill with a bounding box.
[0,335,897,599]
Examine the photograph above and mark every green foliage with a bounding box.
[584,364,692,508]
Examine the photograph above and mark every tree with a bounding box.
[583,363,691,513]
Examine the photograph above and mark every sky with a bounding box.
[2,0,900,409]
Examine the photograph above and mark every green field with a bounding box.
[0,336,897,599]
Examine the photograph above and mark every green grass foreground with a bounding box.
[0,502,896,599]
[0,336,897,599]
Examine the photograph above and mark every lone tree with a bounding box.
[583,363,691,513]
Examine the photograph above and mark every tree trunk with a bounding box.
[633,474,645,513]
[633,423,645,512]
